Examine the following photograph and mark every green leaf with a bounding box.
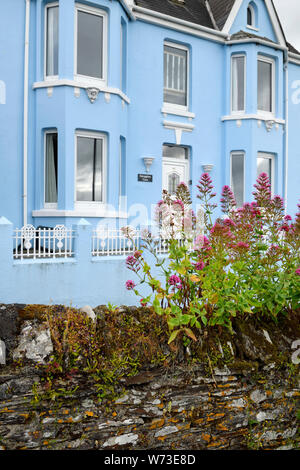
[168,330,181,344]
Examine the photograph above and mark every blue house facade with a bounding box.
[0,0,299,306]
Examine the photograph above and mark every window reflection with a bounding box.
[76,136,103,202]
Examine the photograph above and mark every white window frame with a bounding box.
[230,151,245,207]
[75,130,107,208]
[231,54,246,115]
[74,3,108,86]
[163,41,189,113]
[44,129,58,209]
[44,2,59,80]
[257,152,275,195]
[257,55,275,117]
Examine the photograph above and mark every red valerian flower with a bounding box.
[295,267,300,276]
[194,261,205,271]
[125,280,136,290]
[168,275,182,290]
[140,299,148,307]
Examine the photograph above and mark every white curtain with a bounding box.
[232,56,244,112]
[46,134,57,203]
[46,7,58,76]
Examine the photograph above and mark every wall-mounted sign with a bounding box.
[138,174,153,182]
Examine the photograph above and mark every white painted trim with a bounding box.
[117,0,136,21]
[32,79,130,104]
[231,54,246,115]
[161,106,195,119]
[230,151,245,206]
[222,114,285,124]
[246,25,259,33]
[163,41,189,111]
[163,121,195,131]
[74,130,107,207]
[44,2,59,80]
[264,0,286,47]
[257,55,275,116]
[227,38,287,52]
[257,152,275,195]
[133,6,228,44]
[23,0,30,226]
[32,209,128,219]
[74,3,108,85]
[288,52,300,66]
[222,0,243,34]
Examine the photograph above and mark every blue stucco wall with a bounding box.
[0,0,300,306]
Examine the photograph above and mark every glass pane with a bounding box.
[232,56,245,112]
[76,136,103,202]
[231,153,244,208]
[164,45,187,106]
[163,145,187,160]
[247,7,252,25]
[258,60,272,112]
[168,173,180,195]
[257,156,272,186]
[46,6,59,76]
[77,10,103,79]
[45,133,58,204]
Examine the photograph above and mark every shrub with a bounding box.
[125,173,300,341]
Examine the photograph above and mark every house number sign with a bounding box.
[138,174,153,182]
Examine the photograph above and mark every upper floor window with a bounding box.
[247,5,255,27]
[231,55,246,113]
[45,4,59,78]
[257,56,275,115]
[76,132,107,204]
[45,131,58,206]
[164,43,188,108]
[75,4,107,82]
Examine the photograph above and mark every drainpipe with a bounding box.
[284,50,289,213]
[23,0,30,226]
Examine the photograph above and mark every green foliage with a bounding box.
[125,174,300,343]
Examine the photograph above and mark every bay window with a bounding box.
[76,132,106,204]
[45,131,58,205]
[164,43,188,108]
[45,4,59,78]
[75,4,107,81]
[230,152,245,208]
[231,55,246,113]
[257,56,274,114]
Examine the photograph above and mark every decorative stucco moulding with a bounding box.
[86,87,100,104]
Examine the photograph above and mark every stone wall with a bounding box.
[0,362,299,450]
[0,304,299,450]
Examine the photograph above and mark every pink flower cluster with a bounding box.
[126,254,141,272]
[168,275,182,290]
[126,280,136,290]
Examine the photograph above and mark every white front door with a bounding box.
[162,145,189,195]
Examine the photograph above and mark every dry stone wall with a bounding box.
[0,304,299,451]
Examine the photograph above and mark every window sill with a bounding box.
[246,25,259,32]
[33,79,130,104]
[32,209,128,219]
[161,105,195,119]
[222,114,285,125]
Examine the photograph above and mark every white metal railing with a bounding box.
[13,225,75,260]
[92,228,141,257]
